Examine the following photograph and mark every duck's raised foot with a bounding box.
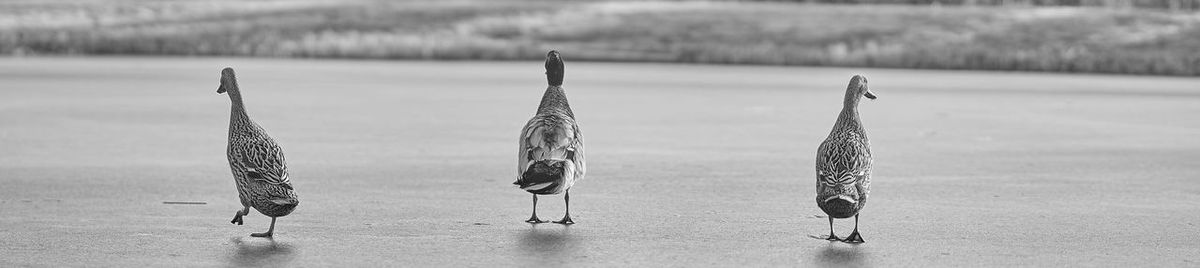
[231,213,243,225]
[842,232,864,244]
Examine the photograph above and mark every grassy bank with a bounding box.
[2,0,1199,76]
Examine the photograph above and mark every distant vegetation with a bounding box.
[2,0,1199,76]
[781,0,1200,10]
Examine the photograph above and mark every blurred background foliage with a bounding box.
[784,0,1199,10]
[1,0,1198,76]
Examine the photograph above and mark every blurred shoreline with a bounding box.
[2,1,1198,76]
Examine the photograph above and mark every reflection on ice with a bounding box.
[815,244,869,268]
[227,237,297,267]
[517,225,582,263]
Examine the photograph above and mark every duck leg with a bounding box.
[525,194,548,224]
[826,217,840,241]
[842,214,864,243]
[553,190,574,225]
[251,217,276,238]
[230,206,248,225]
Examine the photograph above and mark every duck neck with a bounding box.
[537,86,574,118]
[227,87,251,125]
[835,91,862,131]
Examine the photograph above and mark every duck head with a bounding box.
[848,74,876,100]
[217,67,237,94]
[545,50,564,87]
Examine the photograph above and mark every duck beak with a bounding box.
[864,89,877,100]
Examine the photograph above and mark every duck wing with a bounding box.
[233,136,292,190]
[816,134,871,184]
[517,114,585,182]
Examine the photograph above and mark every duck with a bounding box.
[217,67,299,238]
[816,74,876,244]
[514,50,586,225]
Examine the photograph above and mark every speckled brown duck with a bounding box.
[816,75,876,244]
[218,67,299,238]
[514,51,587,225]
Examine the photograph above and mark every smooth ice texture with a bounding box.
[0,58,1198,266]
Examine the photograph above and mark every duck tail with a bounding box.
[517,160,568,194]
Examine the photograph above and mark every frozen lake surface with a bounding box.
[1,57,1198,266]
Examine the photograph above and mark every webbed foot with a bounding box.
[553,215,574,225]
[826,233,841,241]
[842,231,864,244]
[525,217,548,224]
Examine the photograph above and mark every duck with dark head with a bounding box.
[514,51,587,225]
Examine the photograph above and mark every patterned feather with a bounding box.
[816,75,874,219]
[219,68,299,219]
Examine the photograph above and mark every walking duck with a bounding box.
[217,67,299,238]
[514,51,586,225]
[816,75,876,243]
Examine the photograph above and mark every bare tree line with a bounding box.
[777,0,1200,10]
